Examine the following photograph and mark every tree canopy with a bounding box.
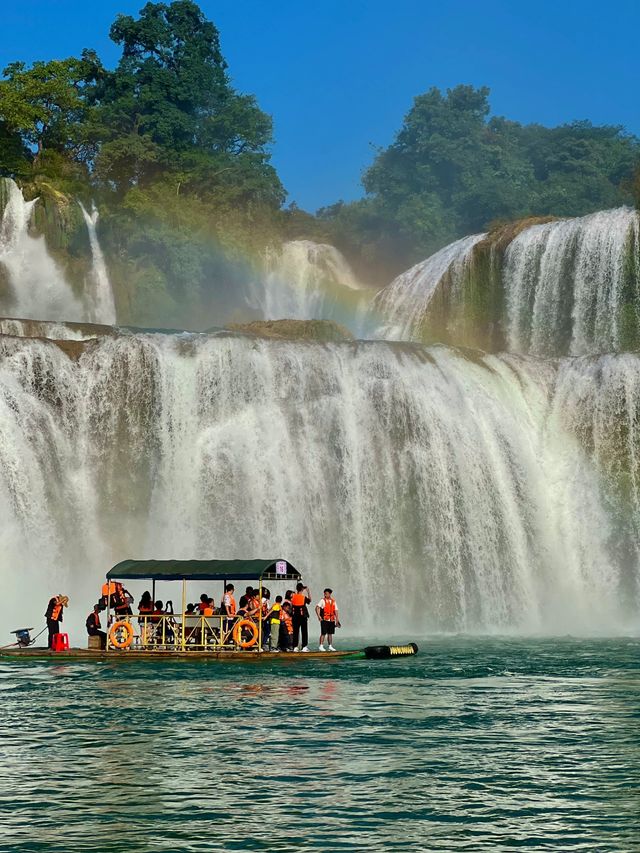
[320,85,640,277]
[0,8,638,317]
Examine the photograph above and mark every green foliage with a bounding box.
[0,6,639,324]
[86,0,283,207]
[0,120,30,176]
[0,56,97,160]
[324,86,640,277]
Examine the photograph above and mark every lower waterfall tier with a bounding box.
[0,331,638,634]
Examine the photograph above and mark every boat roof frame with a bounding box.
[106,558,301,583]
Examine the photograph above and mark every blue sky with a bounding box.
[1,0,639,210]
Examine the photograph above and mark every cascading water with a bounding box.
[0,179,84,322]
[371,234,486,341]
[505,207,640,356]
[78,202,117,326]
[1,175,639,640]
[373,207,640,355]
[0,331,636,637]
[249,240,367,324]
[0,179,117,326]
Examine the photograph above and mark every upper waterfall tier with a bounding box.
[0,179,117,326]
[372,207,640,356]
[248,240,369,325]
[371,234,486,341]
[0,328,638,635]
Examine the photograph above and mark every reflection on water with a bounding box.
[0,637,638,852]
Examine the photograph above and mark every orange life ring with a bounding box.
[233,619,259,649]
[109,620,134,650]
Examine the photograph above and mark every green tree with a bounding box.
[89,0,283,206]
[326,85,640,274]
[0,56,97,162]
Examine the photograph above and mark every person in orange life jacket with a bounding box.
[100,581,131,614]
[45,594,68,649]
[101,580,115,608]
[291,582,311,652]
[86,604,107,649]
[222,584,237,633]
[113,582,133,616]
[198,595,215,617]
[277,600,294,651]
[238,588,260,619]
[316,588,340,651]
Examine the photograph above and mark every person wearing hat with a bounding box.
[45,594,69,649]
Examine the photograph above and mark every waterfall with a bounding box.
[249,240,367,324]
[0,179,84,322]
[78,202,117,326]
[371,208,639,355]
[371,234,486,341]
[505,207,640,356]
[0,330,636,637]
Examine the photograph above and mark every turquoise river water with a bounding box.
[0,637,638,852]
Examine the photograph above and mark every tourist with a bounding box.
[291,582,311,652]
[138,590,154,643]
[264,594,282,651]
[260,588,272,648]
[138,591,153,615]
[222,583,237,635]
[86,604,107,649]
[238,586,254,613]
[113,582,134,616]
[199,597,214,617]
[45,594,68,649]
[316,588,340,651]
[278,600,294,651]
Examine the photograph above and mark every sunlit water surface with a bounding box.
[0,637,638,852]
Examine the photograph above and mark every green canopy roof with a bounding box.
[107,558,300,583]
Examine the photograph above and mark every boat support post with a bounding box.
[181,578,186,651]
[258,577,263,651]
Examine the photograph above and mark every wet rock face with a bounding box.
[224,318,355,342]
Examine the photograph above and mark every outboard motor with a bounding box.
[11,628,33,648]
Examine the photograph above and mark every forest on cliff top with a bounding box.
[1,0,639,325]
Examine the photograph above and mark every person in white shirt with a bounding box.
[315,588,340,651]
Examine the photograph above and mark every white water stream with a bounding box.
[0,330,637,638]
[79,202,117,326]
[505,207,639,355]
[371,234,486,341]
[249,240,367,323]
[0,179,117,326]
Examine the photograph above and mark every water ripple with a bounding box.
[0,637,638,852]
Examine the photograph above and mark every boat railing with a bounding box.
[108,613,261,651]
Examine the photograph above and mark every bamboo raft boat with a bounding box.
[4,558,418,664]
